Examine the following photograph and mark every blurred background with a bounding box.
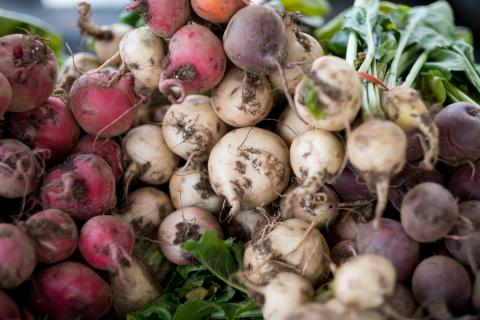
[0,0,478,59]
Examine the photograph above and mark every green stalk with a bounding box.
[346,33,358,68]
[358,4,376,73]
[403,52,428,87]
[451,46,480,94]
[443,81,479,106]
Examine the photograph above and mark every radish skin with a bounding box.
[0,72,12,118]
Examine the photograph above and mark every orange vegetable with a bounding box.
[191,0,247,23]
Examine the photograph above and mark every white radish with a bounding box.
[294,56,362,131]
[212,67,273,127]
[275,106,310,146]
[208,127,290,217]
[163,95,227,161]
[230,206,267,240]
[57,52,100,91]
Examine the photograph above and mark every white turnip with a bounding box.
[275,106,310,146]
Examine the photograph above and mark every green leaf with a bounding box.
[303,77,325,119]
[119,10,145,27]
[128,294,180,320]
[280,0,331,17]
[173,301,221,320]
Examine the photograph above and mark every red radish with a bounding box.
[8,96,80,163]
[29,262,112,320]
[0,223,36,289]
[41,153,116,221]
[125,0,190,39]
[57,52,100,92]
[0,34,57,112]
[70,69,142,137]
[0,139,42,199]
[23,209,78,264]
[0,290,20,320]
[79,215,135,274]
[159,24,226,104]
[0,72,12,118]
[72,135,123,182]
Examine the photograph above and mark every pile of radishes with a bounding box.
[0,0,480,319]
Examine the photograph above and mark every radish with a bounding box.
[0,72,12,118]
[401,182,458,243]
[162,95,227,161]
[57,52,100,92]
[0,139,42,199]
[76,2,132,64]
[329,213,362,243]
[191,0,245,23]
[229,206,267,240]
[347,119,407,228]
[334,254,396,309]
[121,187,174,238]
[123,124,179,187]
[330,164,374,203]
[211,67,273,127]
[133,100,169,127]
[209,127,290,217]
[330,240,356,266]
[79,215,135,275]
[41,153,116,221]
[268,14,324,93]
[70,69,142,137]
[0,34,57,112]
[294,56,362,131]
[383,86,439,169]
[275,106,310,146]
[72,135,123,182]
[29,261,112,320]
[448,161,480,202]
[406,130,425,162]
[0,290,20,320]
[23,209,78,264]
[119,26,166,89]
[158,207,223,265]
[159,25,226,104]
[169,163,223,214]
[8,96,80,163]
[125,0,190,39]
[0,223,36,288]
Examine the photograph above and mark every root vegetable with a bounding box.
[208,127,290,217]
[275,106,310,146]
[448,161,480,202]
[0,290,20,320]
[329,213,361,243]
[41,153,116,221]
[388,284,417,318]
[0,34,57,112]
[192,0,245,23]
[158,207,223,265]
[473,272,480,312]
[57,52,100,92]
[330,240,356,266]
[24,209,78,264]
[331,165,374,203]
[278,303,340,320]
[229,206,267,240]
[212,68,273,127]
[0,72,12,118]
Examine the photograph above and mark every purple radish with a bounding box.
[448,161,480,202]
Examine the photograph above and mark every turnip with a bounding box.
[294,56,362,131]
[211,67,273,127]
[41,153,116,221]
[0,290,20,320]
[245,219,330,285]
[208,127,290,217]
[401,182,458,243]
[76,2,132,64]
[72,135,123,182]
[57,52,100,92]
[347,119,407,228]
[123,124,179,187]
[0,72,12,118]
[383,86,439,169]
[412,256,471,316]
[23,209,78,264]
[388,284,417,318]
[330,240,356,266]
[275,106,310,146]
[0,223,36,288]
[79,215,135,276]
[159,25,226,104]
[334,254,396,309]
[125,0,190,39]
[169,163,223,214]
[0,34,57,112]
[229,206,267,240]
[70,69,142,137]
[8,96,80,163]
[330,164,374,203]
[434,102,480,165]
[448,161,480,202]
[158,207,223,265]
[121,187,174,238]
[268,14,324,93]
[119,26,166,89]
[0,139,42,199]
[357,218,420,281]
[29,261,112,320]
[162,95,227,161]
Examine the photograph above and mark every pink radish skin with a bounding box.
[72,135,123,182]
[41,154,116,221]
[0,139,42,199]
[29,262,112,320]
[79,215,135,273]
[70,69,142,137]
[0,290,20,320]
[0,34,57,112]
[158,207,223,265]
[159,24,226,104]
[8,96,80,163]
[0,223,36,289]
[0,72,12,118]
[24,209,78,264]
